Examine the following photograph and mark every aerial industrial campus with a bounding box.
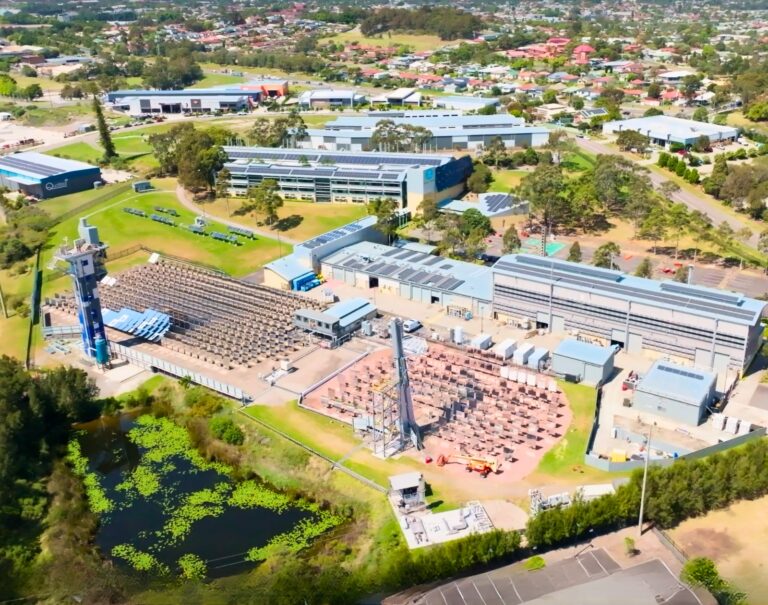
[3,1,768,604]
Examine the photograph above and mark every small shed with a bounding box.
[294,297,377,345]
[470,333,492,351]
[132,180,153,193]
[552,339,615,386]
[389,472,426,512]
[633,360,716,426]
[493,338,516,360]
[512,343,534,366]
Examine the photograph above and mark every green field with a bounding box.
[204,198,369,242]
[12,74,65,92]
[321,27,447,52]
[49,141,103,164]
[488,169,527,192]
[42,187,282,277]
[191,73,247,88]
[531,381,616,483]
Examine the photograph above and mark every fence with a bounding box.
[25,248,42,370]
[52,181,133,225]
[109,341,250,402]
[41,324,81,338]
[584,425,767,472]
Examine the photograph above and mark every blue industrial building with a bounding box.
[0,152,102,199]
[632,361,716,425]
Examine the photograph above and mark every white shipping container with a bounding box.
[493,338,517,360]
[470,333,493,350]
[725,416,739,435]
[512,343,534,365]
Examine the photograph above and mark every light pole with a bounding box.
[637,421,654,539]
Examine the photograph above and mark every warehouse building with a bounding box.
[106,88,251,115]
[304,114,548,151]
[320,241,493,319]
[294,297,377,345]
[492,255,765,373]
[222,146,472,213]
[432,96,501,112]
[0,152,102,199]
[602,116,739,147]
[632,360,716,426]
[551,339,616,386]
[297,89,367,109]
[263,216,385,290]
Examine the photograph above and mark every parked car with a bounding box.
[402,319,422,333]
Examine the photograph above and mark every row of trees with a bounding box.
[526,438,768,548]
[0,73,42,100]
[359,7,483,40]
[657,152,701,184]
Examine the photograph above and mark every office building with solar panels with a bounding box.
[222,146,473,213]
[303,113,549,151]
[492,255,766,373]
[0,152,102,199]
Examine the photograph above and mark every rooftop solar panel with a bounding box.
[440,264,453,270]
[383,248,401,257]
[397,268,417,280]
[422,256,443,266]
[660,282,741,304]
[0,156,64,177]
[378,264,400,276]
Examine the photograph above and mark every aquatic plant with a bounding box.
[177,553,207,580]
[229,480,292,513]
[112,544,169,575]
[245,510,345,562]
[161,482,231,544]
[66,440,114,514]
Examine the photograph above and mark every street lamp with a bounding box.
[637,421,655,539]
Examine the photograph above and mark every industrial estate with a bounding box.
[2,1,768,605]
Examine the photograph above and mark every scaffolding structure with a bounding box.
[369,318,423,458]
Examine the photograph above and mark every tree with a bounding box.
[667,203,690,259]
[238,179,284,225]
[215,168,232,214]
[647,82,662,99]
[692,135,711,153]
[592,242,620,269]
[758,229,768,256]
[367,197,398,244]
[483,136,507,169]
[673,266,689,283]
[745,100,768,122]
[615,130,650,153]
[467,162,492,193]
[459,208,492,238]
[519,163,571,232]
[644,107,664,117]
[571,97,585,110]
[93,96,116,161]
[544,130,575,165]
[639,206,668,254]
[501,226,521,254]
[209,416,245,445]
[18,83,42,101]
[681,558,722,591]
[567,241,582,262]
[703,154,729,198]
[692,107,709,123]
[634,257,653,278]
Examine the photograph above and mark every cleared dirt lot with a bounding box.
[669,496,768,600]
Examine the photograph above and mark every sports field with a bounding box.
[203,197,369,242]
[669,495,768,601]
[321,27,447,52]
[488,169,527,192]
[189,73,247,88]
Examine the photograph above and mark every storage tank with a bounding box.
[470,333,492,350]
[94,338,109,365]
[512,343,534,365]
[453,326,464,345]
[493,338,516,360]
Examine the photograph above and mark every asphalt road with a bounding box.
[574,136,759,247]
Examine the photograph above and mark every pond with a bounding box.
[70,413,343,579]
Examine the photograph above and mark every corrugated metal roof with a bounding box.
[554,339,616,366]
[325,297,376,328]
[637,360,715,406]
[0,151,98,178]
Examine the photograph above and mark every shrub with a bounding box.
[209,416,245,445]
[657,152,670,168]
[184,387,223,417]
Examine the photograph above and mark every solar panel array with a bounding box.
[229,162,405,182]
[0,155,67,177]
[660,282,741,304]
[301,221,364,250]
[224,147,445,167]
[332,249,466,292]
[484,193,515,213]
[494,258,757,322]
[656,363,706,381]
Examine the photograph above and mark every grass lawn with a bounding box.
[321,27,447,52]
[48,141,103,164]
[726,111,768,136]
[243,401,464,509]
[13,74,65,92]
[489,169,527,192]
[112,134,153,156]
[20,102,94,127]
[203,198,369,242]
[38,183,128,220]
[562,150,596,172]
[530,381,617,483]
[190,73,247,88]
[42,187,283,277]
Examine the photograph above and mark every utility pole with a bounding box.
[637,422,654,539]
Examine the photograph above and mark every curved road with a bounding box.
[575,136,760,247]
[174,184,299,245]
